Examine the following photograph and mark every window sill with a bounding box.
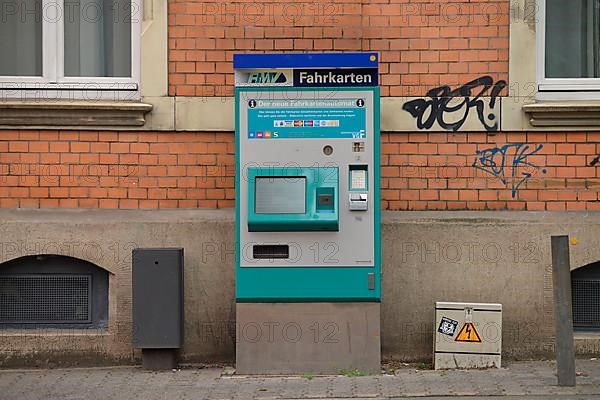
[522,101,600,127]
[574,331,600,339]
[0,101,153,128]
[574,331,600,354]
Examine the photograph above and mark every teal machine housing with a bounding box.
[235,53,381,303]
[247,167,339,232]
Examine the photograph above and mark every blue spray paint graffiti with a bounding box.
[472,144,546,198]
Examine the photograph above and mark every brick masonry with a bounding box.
[168,0,510,97]
[0,131,234,209]
[1,130,599,211]
[0,1,598,211]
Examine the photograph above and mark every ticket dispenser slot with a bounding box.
[253,245,290,259]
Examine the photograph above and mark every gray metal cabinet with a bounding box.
[132,248,184,349]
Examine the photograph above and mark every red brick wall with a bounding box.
[2,3,596,212]
[168,0,509,97]
[381,131,600,211]
[0,131,234,209]
[1,130,598,210]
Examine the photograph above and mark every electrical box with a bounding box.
[434,302,502,369]
[132,248,184,349]
[235,53,381,374]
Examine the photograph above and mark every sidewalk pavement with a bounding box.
[1,360,600,400]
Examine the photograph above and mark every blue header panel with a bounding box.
[234,52,378,69]
[234,53,379,88]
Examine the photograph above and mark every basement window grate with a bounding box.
[0,274,92,324]
[572,279,600,330]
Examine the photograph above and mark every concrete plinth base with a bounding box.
[141,349,178,370]
[236,302,381,375]
[434,353,501,369]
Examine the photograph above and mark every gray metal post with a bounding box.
[551,235,576,387]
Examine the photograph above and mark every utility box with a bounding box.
[434,302,502,370]
[132,248,184,370]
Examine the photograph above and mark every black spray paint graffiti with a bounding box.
[402,76,507,132]
[590,155,600,167]
[472,143,546,198]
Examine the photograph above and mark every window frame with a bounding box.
[0,0,141,97]
[537,0,600,97]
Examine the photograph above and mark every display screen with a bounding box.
[255,177,306,214]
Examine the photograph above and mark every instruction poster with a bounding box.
[247,98,366,139]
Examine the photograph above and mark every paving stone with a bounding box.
[1,361,600,399]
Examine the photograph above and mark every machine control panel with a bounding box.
[349,165,368,211]
[349,193,368,211]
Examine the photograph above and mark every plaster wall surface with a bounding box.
[0,209,599,366]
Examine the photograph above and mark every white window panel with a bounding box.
[0,0,140,99]
[537,0,600,98]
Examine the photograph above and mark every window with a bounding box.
[538,0,600,96]
[0,0,141,100]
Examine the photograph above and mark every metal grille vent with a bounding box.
[572,279,600,329]
[0,274,92,324]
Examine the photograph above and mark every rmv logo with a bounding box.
[248,72,287,84]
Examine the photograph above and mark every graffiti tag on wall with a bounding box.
[472,143,546,198]
[402,76,506,132]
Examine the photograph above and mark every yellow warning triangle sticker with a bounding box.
[454,322,482,343]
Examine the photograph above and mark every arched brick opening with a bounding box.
[0,255,109,329]
[571,261,600,331]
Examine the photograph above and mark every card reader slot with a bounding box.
[253,245,290,259]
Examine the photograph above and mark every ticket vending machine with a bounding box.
[235,53,381,374]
